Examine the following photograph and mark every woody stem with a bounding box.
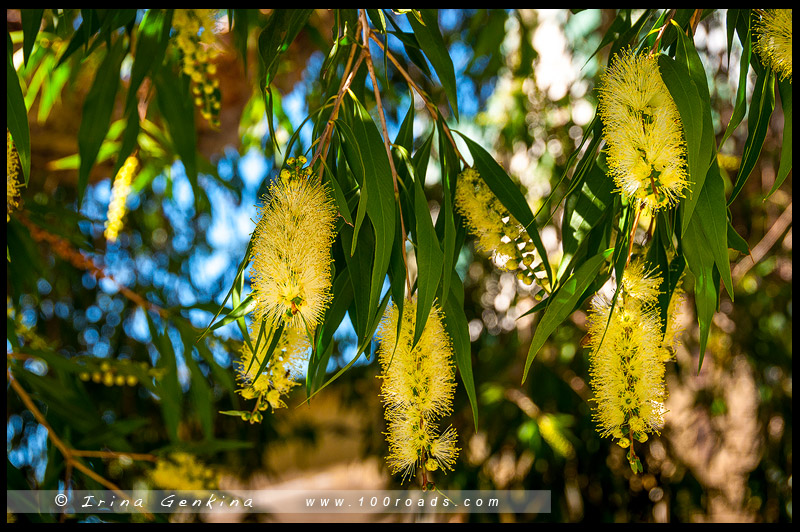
[360,10,413,298]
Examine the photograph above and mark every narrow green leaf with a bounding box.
[339,97,396,324]
[682,215,718,372]
[147,315,181,443]
[303,289,391,403]
[77,37,125,204]
[657,54,705,235]
[522,249,612,383]
[322,166,354,225]
[339,221,374,340]
[728,68,775,205]
[412,168,444,347]
[436,117,458,306]
[184,350,214,440]
[155,64,198,189]
[7,32,31,185]
[407,9,459,121]
[458,133,553,286]
[125,9,172,112]
[20,9,44,67]
[559,162,614,281]
[691,161,733,300]
[719,13,751,151]
[725,9,739,68]
[727,220,750,256]
[395,96,415,153]
[768,78,792,197]
[443,274,478,431]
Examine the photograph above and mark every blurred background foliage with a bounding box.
[6,9,791,523]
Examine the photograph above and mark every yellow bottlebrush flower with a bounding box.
[754,9,792,83]
[235,316,310,410]
[249,164,337,331]
[585,259,684,450]
[376,298,460,481]
[172,9,221,127]
[455,167,537,282]
[598,49,689,211]
[104,156,139,243]
[7,130,22,222]
[148,452,219,491]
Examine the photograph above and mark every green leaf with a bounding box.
[303,289,391,404]
[559,161,614,281]
[768,78,792,198]
[184,349,214,440]
[436,117,459,307]
[125,9,172,112]
[682,215,718,372]
[719,13,751,151]
[77,37,125,204]
[522,249,613,383]
[727,220,750,256]
[155,64,198,191]
[7,32,31,185]
[407,9,459,121]
[412,166,444,347]
[443,273,478,431]
[458,133,553,286]
[690,161,733,300]
[338,97,396,327]
[339,220,374,340]
[395,96,415,153]
[585,10,630,66]
[147,314,182,443]
[728,68,775,205]
[323,165,354,225]
[231,9,252,74]
[657,54,705,236]
[20,9,44,67]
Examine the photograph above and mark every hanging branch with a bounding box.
[7,366,156,520]
[368,32,469,167]
[359,9,413,298]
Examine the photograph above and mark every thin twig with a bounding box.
[626,205,644,266]
[650,9,677,56]
[360,10,413,298]
[18,213,167,319]
[310,37,365,179]
[732,202,792,282]
[369,32,469,167]
[7,368,155,520]
[71,450,158,462]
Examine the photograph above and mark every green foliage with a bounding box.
[6,9,792,523]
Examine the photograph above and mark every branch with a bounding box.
[7,367,155,520]
[732,202,792,282]
[650,9,677,56]
[360,10,413,298]
[369,32,469,167]
[18,213,167,319]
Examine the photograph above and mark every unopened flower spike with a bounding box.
[172,9,222,127]
[598,48,689,212]
[376,298,460,482]
[455,167,538,283]
[7,130,22,222]
[753,9,792,83]
[105,156,139,243]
